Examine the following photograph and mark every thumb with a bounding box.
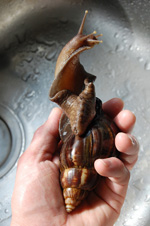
[24,107,62,162]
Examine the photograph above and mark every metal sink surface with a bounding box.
[0,0,150,225]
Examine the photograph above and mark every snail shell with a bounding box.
[59,98,118,212]
[49,10,118,212]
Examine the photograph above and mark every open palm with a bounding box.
[11,98,139,226]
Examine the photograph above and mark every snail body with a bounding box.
[49,11,118,212]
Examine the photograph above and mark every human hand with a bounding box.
[11,98,139,226]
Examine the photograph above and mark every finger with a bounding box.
[114,110,136,133]
[32,107,62,142]
[27,107,62,160]
[115,132,139,170]
[102,98,124,119]
[94,157,130,211]
[94,157,130,185]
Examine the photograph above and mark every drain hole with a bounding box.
[0,104,25,178]
[0,118,12,167]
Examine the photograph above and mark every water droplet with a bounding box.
[123,38,127,44]
[110,69,115,78]
[31,74,38,81]
[132,204,139,210]
[34,68,40,74]
[45,51,56,61]
[138,57,144,62]
[145,194,150,203]
[107,63,111,70]
[114,32,119,38]
[4,209,9,214]
[30,45,38,53]
[59,17,68,24]
[45,44,57,61]
[37,46,45,58]
[24,55,33,63]
[132,178,143,190]
[122,218,132,226]
[144,62,150,71]
[19,103,25,110]
[25,90,35,99]
[116,86,129,99]
[115,44,124,52]
[26,112,32,118]
[129,45,133,51]
[36,35,56,47]
[63,131,67,136]
[22,73,31,82]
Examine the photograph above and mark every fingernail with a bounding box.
[128,134,137,146]
[48,109,54,119]
[48,107,61,119]
[101,158,112,167]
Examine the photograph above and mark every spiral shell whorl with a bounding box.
[59,98,117,212]
[53,79,96,136]
[63,188,88,213]
[70,79,96,135]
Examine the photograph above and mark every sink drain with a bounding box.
[0,118,12,166]
[0,104,25,178]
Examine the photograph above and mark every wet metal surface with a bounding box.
[0,0,150,225]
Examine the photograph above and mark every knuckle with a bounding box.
[126,168,130,181]
[32,125,44,141]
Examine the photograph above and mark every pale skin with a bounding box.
[11,98,139,226]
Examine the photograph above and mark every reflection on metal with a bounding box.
[0,0,150,225]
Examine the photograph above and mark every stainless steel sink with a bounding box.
[0,0,150,225]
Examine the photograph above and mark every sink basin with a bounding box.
[0,0,150,225]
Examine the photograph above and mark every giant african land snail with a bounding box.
[49,10,118,213]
